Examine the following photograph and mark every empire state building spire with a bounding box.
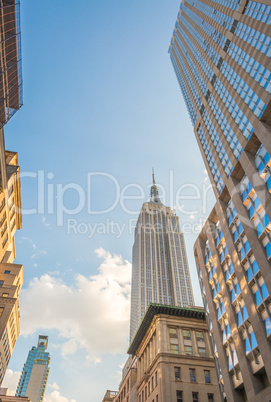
[150,169,161,204]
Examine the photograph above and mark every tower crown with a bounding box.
[150,169,161,204]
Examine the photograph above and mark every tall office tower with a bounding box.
[130,173,194,342]
[169,1,271,401]
[16,336,50,402]
[0,0,23,387]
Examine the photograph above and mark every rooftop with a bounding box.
[128,303,205,355]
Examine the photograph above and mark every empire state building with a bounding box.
[130,172,194,342]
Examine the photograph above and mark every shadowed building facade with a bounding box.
[16,336,50,402]
[130,173,194,342]
[169,1,271,401]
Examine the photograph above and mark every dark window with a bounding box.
[4,271,10,274]
[177,390,183,402]
[204,370,211,383]
[175,367,181,380]
[192,392,198,402]
[155,371,158,386]
[208,394,214,402]
[189,368,196,382]
[0,281,4,287]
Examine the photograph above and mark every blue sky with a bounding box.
[3,1,215,401]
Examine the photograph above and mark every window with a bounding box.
[156,395,158,402]
[192,393,198,402]
[196,331,204,342]
[155,371,158,386]
[177,391,183,402]
[189,368,196,382]
[174,367,181,380]
[148,381,150,396]
[0,307,3,317]
[204,370,211,383]
[142,390,144,401]
[169,328,177,338]
[0,281,4,288]
[2,293,8,297]
[184,345,192,355]
[151,376,153,390]
[199,347,206,356]
[208,394,214,402]
[170,344,179,354]
[4,271,10,274]
[145,386,147,400]
[183,329,191,340]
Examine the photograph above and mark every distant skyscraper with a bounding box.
[16,336,50,402]
[130,172,194,342]
[169,1,271,401]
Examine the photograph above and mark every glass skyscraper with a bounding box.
[130,173,194,342]
[169,1,271,401]
[16,336,50,401]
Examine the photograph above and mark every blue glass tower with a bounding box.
[169,1,271,401]
[16,336,50,401]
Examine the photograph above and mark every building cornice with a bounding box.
[128,303,205,355]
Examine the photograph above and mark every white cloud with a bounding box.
[2,369,21,395]
[49,382,60,391]
[20,248,131,362]
[60,338,78,357]
[44,388,76,402]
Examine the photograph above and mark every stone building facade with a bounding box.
[128,304,221,402]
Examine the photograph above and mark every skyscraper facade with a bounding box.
[0,0,23,386]
[169,1,271,401]
[0,150,22,386]
[130,174,194,342]
[16,336,50,402]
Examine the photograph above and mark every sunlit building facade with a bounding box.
[16,336,50,402]
[0,150,22,386]
[130,173,194,342]
[128,304,221,402]
[169,1,271,401]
